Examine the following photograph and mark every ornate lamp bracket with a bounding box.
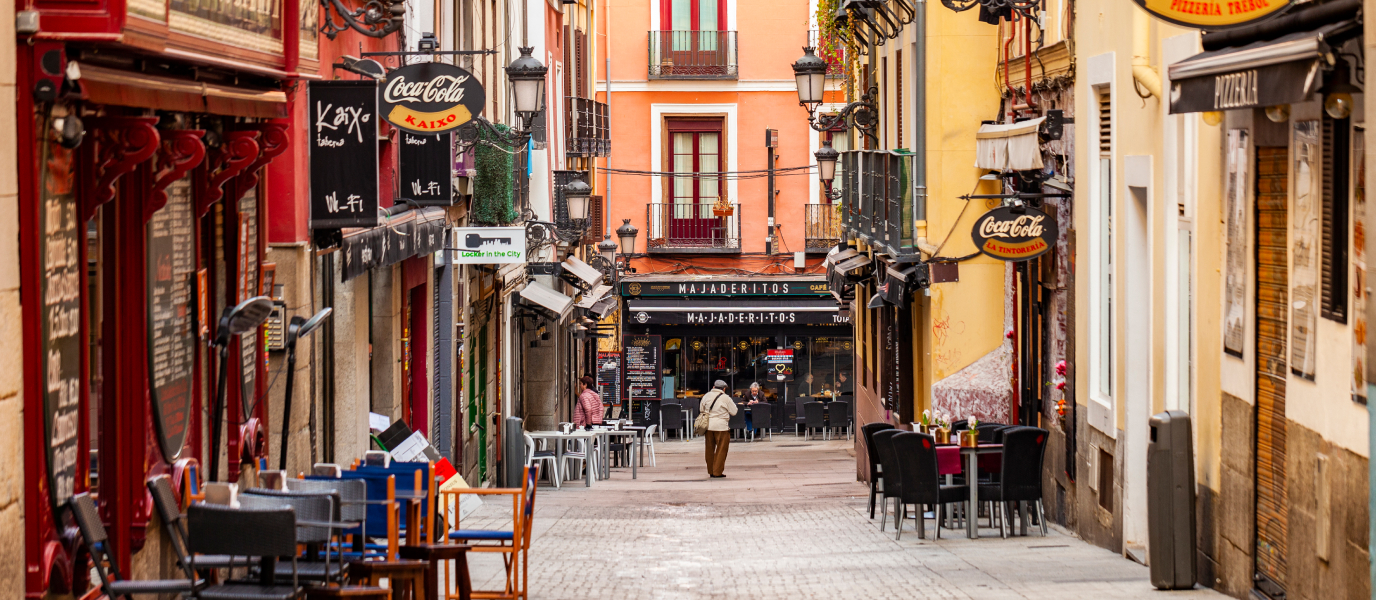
[320,0,405,40]
[809,87,880,146]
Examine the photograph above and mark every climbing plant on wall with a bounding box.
[471,123,520,225]
[813,0,862,99]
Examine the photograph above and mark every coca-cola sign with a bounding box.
[971,205,1058,261]
[379,62,486,134]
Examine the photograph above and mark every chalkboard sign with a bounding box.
[399,132,453,206]
[147,176,198,462]
[39,136,80,511]
[309,81,380,229]
[238,187,259,418]
[596,351,621,408]
[623,335,660,423]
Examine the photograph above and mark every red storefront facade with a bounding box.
[14,0,398,593]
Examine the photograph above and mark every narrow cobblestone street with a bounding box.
[462,435,1225,599]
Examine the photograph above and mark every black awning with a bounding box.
[625,298,847,326]
[1168,20,1357,114]
[339,208,448,281]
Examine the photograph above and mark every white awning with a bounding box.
[560,255,604,290]
[519,280,573,320]
[975,117,1045,172]
[574,284,614,309]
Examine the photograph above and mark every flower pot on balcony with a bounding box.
[712,207,733,217]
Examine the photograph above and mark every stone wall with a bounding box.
[0,0,24,585]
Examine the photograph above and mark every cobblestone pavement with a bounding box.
[458,433,1224,599]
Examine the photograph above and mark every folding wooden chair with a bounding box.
[439,466,538,600]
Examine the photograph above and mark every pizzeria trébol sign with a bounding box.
[971,205,1058,262]
[1134,0,1287,29]
[380,62,486,134]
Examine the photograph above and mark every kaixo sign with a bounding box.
[970,205,1059,262]
[380,62,486,134]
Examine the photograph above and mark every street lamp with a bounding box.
[506,47,548,133]
[598,235,618,263]
[617,219,639,256]
[791,47,879,144]
[815,139,839,184]
[209,296,274,482]
[564,176,593,223]
[279,307,333,470]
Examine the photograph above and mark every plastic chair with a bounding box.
[860,422,896,519]
[749,405,772,441]
[829,401,853,440]
[562,436,596,482]
[890,432,968,540]
[523,432,561,488]
[871,429,905,531]
[804,402,828,440]
[660,403,685,441]
[71,493,201,599]
[187,503,302,598]
[979,426,1051,538]
[643,424,659,466]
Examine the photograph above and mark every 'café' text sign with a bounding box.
[40,136,80,512]
[970,206,1058,262]
[380,62,486,134]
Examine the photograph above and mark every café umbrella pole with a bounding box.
[208,296,275,482]
[280,308,333,470]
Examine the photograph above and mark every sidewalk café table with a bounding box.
[600,429,641,479]
[959,443,1004,538]
[618,424,649,466]
[526,430,597,487]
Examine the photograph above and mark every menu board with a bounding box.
[596,351,621,407]
[39,136,80,510]
[766,349,795,382]
[238,187,260,418]
[623,336,660,423]
[147,176,198,462]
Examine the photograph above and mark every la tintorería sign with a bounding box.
[1134,0,1287,29]
[971,206,1058,262]
[380,62,486,134]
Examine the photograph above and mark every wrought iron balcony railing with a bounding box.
[648,31,739,79]
[805,203,843,251]
[646,201,742,252]
[807,30,847,79]
[566,97,610,157]
[839,150,914,255]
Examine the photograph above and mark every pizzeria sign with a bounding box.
[971,205,1058,262]
[1133,0,1288,29]
[380,62,486,134]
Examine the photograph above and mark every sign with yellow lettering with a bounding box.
[379,62,486,134]
[1133,0,1288,29]
[971,206,1059,262]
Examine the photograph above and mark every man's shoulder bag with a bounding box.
[693,391,721,436]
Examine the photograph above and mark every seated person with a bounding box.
[743,382,767,405]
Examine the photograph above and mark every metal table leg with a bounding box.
[966,451,979,539]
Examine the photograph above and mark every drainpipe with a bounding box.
[1132,10,1161,99]
[912,0,938,257]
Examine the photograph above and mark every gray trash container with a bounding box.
[1147,410,1197,589]
[502,417,524,488]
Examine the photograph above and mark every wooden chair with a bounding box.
[438,466,538,600]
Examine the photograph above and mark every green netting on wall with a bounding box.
[471,123,520,225]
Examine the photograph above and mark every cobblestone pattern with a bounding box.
[458,436,1227,599]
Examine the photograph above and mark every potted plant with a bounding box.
[961,416,980,447]
[932,411,952,444]
[712,196,734,217]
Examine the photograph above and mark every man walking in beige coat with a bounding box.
[701,380,737,478]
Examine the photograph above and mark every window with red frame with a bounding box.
[667,118,723,207]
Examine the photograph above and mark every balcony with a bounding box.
[839,150,915,255]
[805,203,842,252]
[807,30,846,79]
[646,202,741,252]
[648,31,738,79]
[566,97,610,158]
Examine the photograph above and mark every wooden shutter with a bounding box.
[1098,88,1111,156]
[584,195,604,244]
[895,50,903,149]
[1254,146,1290,595]
[1321,116,1350,323]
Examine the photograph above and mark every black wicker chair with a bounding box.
[240,489,351,584]
[285,478,370,556]
[187,503,301,599]
[871,429,905,531]
[770,400,787,430]
[828,401,853,440]
[728,403,748,439]
[147,475,251,575]
[890,432,969,540]
[660,403,685,441]
[860,422,896,519]
[749,404,772,441]
[978,426,1050,538]
[803,401,828,440]
[793,399,808,435]
[71,492,201,600]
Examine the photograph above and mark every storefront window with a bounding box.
[661,335,853,402]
